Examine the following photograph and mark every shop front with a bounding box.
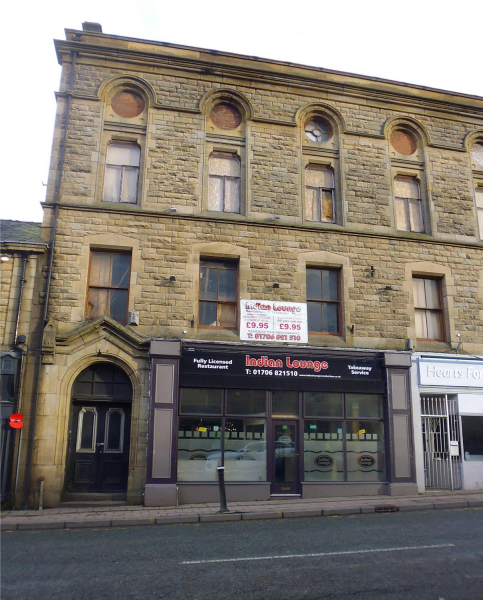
[412,355,483,492]
[145,341,417,506]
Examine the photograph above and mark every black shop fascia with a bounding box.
[180,343,385,393]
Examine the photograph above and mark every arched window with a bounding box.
[103,143,140,204]
[208,154,241,213]
[394,176,423,233]
[305,166,335,223]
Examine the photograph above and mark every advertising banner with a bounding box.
[240,300,308,344]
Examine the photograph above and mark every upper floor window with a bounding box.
[304,119,333,143]
[394,176,423,233]
[306,268,341,334]
[305,166,335,223]
[87,251,131,323]
[413,277,444,340]
[208,155,241,213]
[199,259,237,329]
[470,143,483,170]
[476,186,483,240]
[390,129,417,156]
[103,143,140,204]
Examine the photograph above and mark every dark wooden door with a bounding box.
[66,401,131,493]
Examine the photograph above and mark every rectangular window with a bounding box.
[462,416,483,460]
[199,259,237,328]
[305,166,335,223]
[476,186,483,240]
[413,277,444,340]
[303,393,385,482]
[208,155,241,213]
[103,143,140,204]
[394,176,424,233]
[87,252,131,323]
[177,388,267,482]
[306,268,341,334]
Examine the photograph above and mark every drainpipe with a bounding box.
[23,50,77,508]
[9,253,28,503]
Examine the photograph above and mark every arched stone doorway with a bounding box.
[65,363,132,494]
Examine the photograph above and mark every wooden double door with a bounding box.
[66,400,131,493]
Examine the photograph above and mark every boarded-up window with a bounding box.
[305,167,335,223]
[394,176,423,233]
[87,252,131,323]
[208,155,241,213]
[103,144,140,204]
[476,187,483,240]
[413,277,444,340]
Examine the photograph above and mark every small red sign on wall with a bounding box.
[9,413,23,429]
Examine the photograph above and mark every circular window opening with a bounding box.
[470,143,483,168]
[210,103,242,130]
[111,92,145,118]
[390,129,417,155]
[305,119,332,143]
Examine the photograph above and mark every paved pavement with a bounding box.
[2,489,482,531]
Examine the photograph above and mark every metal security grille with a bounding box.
[421,395,461,490]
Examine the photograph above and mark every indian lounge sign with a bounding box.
[180,350,384,392]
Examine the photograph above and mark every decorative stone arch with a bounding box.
[464,129,483,150]
[297,250,355,344]
[383,116,431,148]
[403,260,457,346]
[55,351,144,493]
[98,74,156,108]
[199,88,253,122]
[295,102,346,135]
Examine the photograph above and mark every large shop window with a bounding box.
[412,277,444,340]
[87,251,131,323]
[462,416,483,460]
[306,268,341,334]
[304,393,385,482]
[177,389,386,483]
[199,259,237,328]
[177,389,267,482]
[103,143,140,204]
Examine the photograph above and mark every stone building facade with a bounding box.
[14,23,483,507]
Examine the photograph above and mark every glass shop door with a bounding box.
[271,421,300,495]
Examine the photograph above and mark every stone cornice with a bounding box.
[42,201,483,252]
[54,35,483,121]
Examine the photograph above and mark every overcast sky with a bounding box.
[2,0,481,223]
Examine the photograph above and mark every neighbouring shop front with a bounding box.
[145,341,417,506]
[412,355,483,492]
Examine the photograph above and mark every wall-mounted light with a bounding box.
[170,206,177,213]
[1,255,9,262]
[272,283,280,289]
[452,333,462,353]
